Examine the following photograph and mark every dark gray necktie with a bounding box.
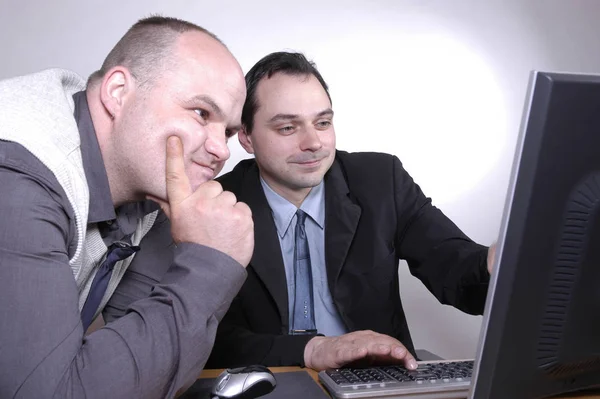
[291,209,317,334]
[80,242,139,331]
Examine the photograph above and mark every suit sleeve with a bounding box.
[392,156,490,315]
[0,166,246,399]
[206,294,315,368]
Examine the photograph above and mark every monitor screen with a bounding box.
[470,71,600,399]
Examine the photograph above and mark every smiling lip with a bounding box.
[193,162,216,177]
[294,159,322,167]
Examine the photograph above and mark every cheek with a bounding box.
[135,125,180,178]
[140,142,167,182]
[140,133,167,167]
[160,118,203,152]
[182,126,205,151]
[253,135,295,168]
[324,130,336,148]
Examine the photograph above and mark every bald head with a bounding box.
[88,16,224,89]
[86,16,245,206]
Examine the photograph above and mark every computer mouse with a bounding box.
[211,365,276,399]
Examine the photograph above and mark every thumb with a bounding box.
[165,136,192,205]
[146,194,171,219]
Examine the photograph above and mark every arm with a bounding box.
[392,156,490,315]
[208,302,419,371]
[0,167,246,399]
[104,214,312,370]
[105,241,315,368]
[206,294,315,368]
[108,260,416,371]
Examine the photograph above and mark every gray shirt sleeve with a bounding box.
[103,211,177,323]
[0,146,247,399]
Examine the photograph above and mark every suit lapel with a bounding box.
[239,164,290,330]
[324,159,361,295]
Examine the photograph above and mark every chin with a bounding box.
[294,175,325,189]
[188,170,216,190]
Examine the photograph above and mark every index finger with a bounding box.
[165,136,192,205]
[391,345,417,370]
[366,336,418,370]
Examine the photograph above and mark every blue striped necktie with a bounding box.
[291,209,317,334]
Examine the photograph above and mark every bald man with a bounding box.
[0,16,252,399]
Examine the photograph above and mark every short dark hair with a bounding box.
[87,15,222,88]
[242,51,332,133]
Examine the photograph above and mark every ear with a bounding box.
[238,126,255,155]
[99,66,136,121]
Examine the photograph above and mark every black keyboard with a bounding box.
[319,360,474,399]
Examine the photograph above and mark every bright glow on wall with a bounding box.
[317,31,507,205]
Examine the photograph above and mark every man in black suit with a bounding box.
[206,52,495,371]
[105,51,495,372]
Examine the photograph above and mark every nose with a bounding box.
[205,127,231,162]
[300,127,323,152]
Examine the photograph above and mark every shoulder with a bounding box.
[333,150,402,186]
[0,140,71,205]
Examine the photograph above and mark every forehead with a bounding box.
[254,73,331,118]
[161,31,246,112]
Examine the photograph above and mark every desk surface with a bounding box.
[199,367,600,398]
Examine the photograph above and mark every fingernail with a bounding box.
[409,360,418,369]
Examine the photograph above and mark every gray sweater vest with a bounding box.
[0,69,157,320]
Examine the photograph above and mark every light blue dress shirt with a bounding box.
[260,177,348,337]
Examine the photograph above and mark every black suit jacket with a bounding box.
[206,151,490,368]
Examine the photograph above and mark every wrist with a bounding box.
[304,336,326,369]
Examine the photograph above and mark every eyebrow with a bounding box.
[317,108,335,118]
[268,108,334,123]
[187,95,224,120]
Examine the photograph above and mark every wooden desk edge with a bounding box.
[199,366,318,380]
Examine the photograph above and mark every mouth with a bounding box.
[193,162,216,178]
[292,158,325,170]
[298,159,321,166]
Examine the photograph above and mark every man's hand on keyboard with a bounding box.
[487,242,497,274]
[303,330,418,371]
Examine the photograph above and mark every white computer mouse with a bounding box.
[211,365,276,399]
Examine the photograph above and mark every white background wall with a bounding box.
[2,0,600,360]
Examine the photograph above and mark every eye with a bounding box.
[225,129,238,138]
[278,125,295,134]
[316,120,332,130]
[194,109,209,120]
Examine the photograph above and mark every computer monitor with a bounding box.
[470,71,600,398]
